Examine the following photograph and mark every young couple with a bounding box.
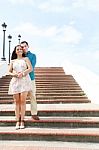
[8,41,39,130]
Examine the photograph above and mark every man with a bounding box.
[21,41,39,120]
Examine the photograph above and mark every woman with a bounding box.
[8,45,33,129]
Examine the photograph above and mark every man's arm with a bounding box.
[31,53,36,68]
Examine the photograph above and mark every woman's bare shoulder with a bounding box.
[24,57,29,61]
[10,59,16,63]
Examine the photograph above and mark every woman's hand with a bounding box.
[12,73,18,77]
[17,72,23,78]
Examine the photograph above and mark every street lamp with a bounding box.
[1,22,7,61]
[8,34,12,64]
[18,34,21,44]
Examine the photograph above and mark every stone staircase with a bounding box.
[0,67,99,142]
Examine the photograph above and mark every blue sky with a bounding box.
[0,0,99,75]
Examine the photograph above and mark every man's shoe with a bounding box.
[32,115,40,120]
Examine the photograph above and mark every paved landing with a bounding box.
[1,103,99,111]
[0,141,99,150]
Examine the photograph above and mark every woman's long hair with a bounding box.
[11,45,26,60]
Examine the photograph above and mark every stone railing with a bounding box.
[63,61,99,104]
[0,61,8,78]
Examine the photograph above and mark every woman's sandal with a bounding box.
[15,121,20,130]
[20,120,25,129]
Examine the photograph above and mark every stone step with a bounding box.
[35,81,77,84]
[0,80,78,84]
[36,96,89,100]
[35,67,64,70]
[0,95,89,100]
[37,87,82,90]
[0,89,84,93]
[37,99,90,103]
[0,83,81,87]
[38,82,78,86]
[0,92,86,96]
[4,75,71,80]
[0,126,99,142]
[35,87,82,90]
[4,74,70,77]
[35,68,64,71]
[0,103,99,117]
[0,85,81,91]
[36,83,79,86]
[0,67,95,143]
[35,77,75,79]
[35,69,65,71]
[37,92,86,96]
[0,98,90,104]
[0,80,76,83]
[0,76,74,79]
[34,78,75,80]
[1,79,73,84]
[36,84,81,87]
[0,88,82,92]
[37,89,84,92]
[0,116,99,128]
[38,91,85,94]
[1,78,76,82]
[35,74,71,77]
[35,72,65,74]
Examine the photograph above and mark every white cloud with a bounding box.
[36,0,99,13]
[69,21,75,25]
[72,0,85,8]
[38,2,65,13]
[38,0,66,13]
[55,25,83,44]
[13,23,42,36]
[72,0,99,12]
[44,26,58,37]
[13,23,58,37]
[8,0,66,11]
[8,0,34,5]
[8,0,99,12]
[13,23,82,45]
[86,0,99,12]
[93,51,99,60]
[63,26,82,44]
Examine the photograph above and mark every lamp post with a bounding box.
[8,35,12,64]
[1,22,7,61]
[18,34,21,44]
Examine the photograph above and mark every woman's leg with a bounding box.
[13,93,20,129]
[13,94,20,121]
[20,91,28,121]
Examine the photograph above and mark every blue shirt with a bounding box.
[26,51,36,80]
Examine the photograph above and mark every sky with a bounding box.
[0,0,99,75]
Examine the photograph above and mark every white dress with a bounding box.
[8,59,32,95]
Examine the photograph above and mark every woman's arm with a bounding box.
[8,60,18,77]
[22,57,33,76]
